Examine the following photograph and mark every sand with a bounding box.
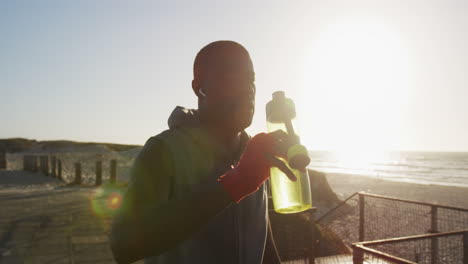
[0,170,64,193]
[0,170,126,263]
[325,172,468,209]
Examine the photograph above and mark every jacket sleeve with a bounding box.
[109,135,232,264]
[110,136,173,263]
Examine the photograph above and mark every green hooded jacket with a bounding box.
[111,106,268,263]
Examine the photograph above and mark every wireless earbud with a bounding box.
[199,88,207,98]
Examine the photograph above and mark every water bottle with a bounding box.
[266,91,312,214]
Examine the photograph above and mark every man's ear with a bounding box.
[193,79,208,99]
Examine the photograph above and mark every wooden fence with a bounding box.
[22,154,118,186]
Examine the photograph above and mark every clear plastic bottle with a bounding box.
[266,91,312,214]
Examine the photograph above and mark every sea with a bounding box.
[308,151,468,187]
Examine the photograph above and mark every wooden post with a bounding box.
[359,193,365,242]
[23,155,28,171]
[40,156,49,176]
[110,159,117,184]
[431,206,439,263]
[74,163,82,185]
[27,155,32,171]
[32,156,38,172]
[463,231,468,264]
[0,152,6,169]
[51,156,56,178]
[38,156,43,174]
[29,155,34,171]
[44,156,49,176]
[29,155,33,171]
[57,159,62,180]
[95,160,102,186]
[41,156,45,174]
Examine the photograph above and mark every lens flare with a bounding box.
[106,192,122,210]
[90,186,124,218]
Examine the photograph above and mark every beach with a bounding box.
[1,167,467,263]
[325,172,468,209]
[0,170,144,263]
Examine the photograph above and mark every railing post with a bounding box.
[74,162,82,185]
[352,245,364,264]
[306,209,317,264]
[359,193,365,242]
[58,159,62,180]
[463,231,468,264]
[110,159,117,184]
[431,206,439,263]
[0,152,6,169]
[95,160,102,186]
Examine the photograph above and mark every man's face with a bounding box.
[198,52,256,132]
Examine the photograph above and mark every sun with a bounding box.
[298,20,412,152]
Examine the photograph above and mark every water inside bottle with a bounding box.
[267,120,312,214]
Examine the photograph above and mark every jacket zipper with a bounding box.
[234,204,239,264]
[231,158,240,264]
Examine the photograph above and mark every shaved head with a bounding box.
[193,41,252,83]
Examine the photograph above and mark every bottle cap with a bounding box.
[266,91,296,123]
[272,91,285,101]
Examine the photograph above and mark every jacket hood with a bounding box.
[167,106,201,129]
[167,106,251,163]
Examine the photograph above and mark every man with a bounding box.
[110,40,297,263]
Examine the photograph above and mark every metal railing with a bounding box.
[316,192,468,262]
[352,229,468,264]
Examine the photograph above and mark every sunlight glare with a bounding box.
[299,20,413,151]
[333,149,386,173]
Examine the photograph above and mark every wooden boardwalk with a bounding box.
[0,170,127,264]
[0,170,353,264]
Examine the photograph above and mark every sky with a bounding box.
[1,0,467,152]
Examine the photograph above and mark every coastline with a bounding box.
[324,172,468,209]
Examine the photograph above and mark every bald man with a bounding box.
[110,41,295,264]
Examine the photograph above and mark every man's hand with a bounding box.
[218,130,297,203]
